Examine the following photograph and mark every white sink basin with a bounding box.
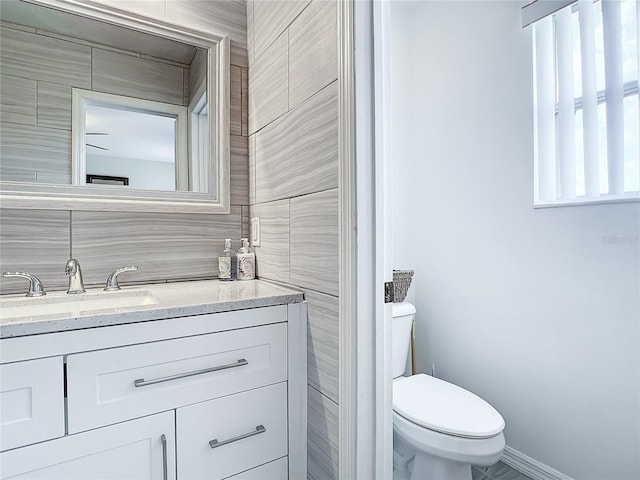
[0,289,159,321]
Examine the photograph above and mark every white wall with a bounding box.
[390,2,640,480]
[87,155,175,191]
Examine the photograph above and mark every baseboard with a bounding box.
[501,446,574,480]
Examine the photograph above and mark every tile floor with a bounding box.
[472,461,534,480]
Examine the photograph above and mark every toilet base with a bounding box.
[394,431,473,480]
[412,450,472,480]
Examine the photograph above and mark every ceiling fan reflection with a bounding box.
[86,132,109,151]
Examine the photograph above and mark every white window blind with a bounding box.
[530,0,640,206]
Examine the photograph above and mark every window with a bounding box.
[527,0,639,206]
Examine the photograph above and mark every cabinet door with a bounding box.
[0,357,64,451]
[0,411,175,480]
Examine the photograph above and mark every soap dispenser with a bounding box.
[218,239,237,281]
[236,238,255,280]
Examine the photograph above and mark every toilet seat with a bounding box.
[393,374,505,439]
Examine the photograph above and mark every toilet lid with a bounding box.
[393,374,505,438]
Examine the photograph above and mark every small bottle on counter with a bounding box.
[236,237,255,280]
[218,238,237,281]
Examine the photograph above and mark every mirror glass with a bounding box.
[0,0,218,198]
[85,106,178,191]
[74,89,195,192]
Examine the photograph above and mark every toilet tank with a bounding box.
[392,302,416,378]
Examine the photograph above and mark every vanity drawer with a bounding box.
[66,323,287,433]
[0,357,64,451]
[176,382,288,480]
[227,457,288,479]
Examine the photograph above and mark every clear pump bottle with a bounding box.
[237,238,255,280]
[218,238,237,281]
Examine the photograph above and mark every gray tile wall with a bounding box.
[0,22,192,183]
[91,48,185,105]
[308,385,339,480]
[247,1,339,477]
[0,210,71,294]
[0,0,249,295]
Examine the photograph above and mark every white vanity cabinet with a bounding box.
[0,302,307,480]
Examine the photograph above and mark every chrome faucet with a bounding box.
[2,272,46,297]
[65,259,86,294]
[104,266,138,291]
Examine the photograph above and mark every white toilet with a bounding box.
[392,302,505,480]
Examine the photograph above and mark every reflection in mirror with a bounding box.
[73,90,190,192]
[85,105,178,192]
[0,0,214,195]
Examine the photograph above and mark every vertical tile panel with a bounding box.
[231,65,242,136]
[0,209,70,295]
[290,189,338,296]
[255,82,338,203]
[37,82,72,130]
[248,32,288,135]
[306,290,339,403]
[253,0,310,60]
[0,75,36,126]
[231,135,249,206]
[71,208,242,287]
[308,386,339,480]
[288,0,338,109]
[249,200,290,283]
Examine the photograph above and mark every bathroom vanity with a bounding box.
[0,280,307,480]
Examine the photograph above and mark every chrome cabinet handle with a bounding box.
[160,434,168,480]
[2,272,46,297]
[209,425,266,449]
[104,266,138,291]
[133,359,248,388]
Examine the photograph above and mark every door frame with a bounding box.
[339,0,393,478]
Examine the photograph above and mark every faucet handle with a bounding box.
[3,272,46,297]
[104,266,138,291]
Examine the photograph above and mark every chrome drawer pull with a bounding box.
[209,425,266,449]
[161,434,168,480]
[133,358,248,388]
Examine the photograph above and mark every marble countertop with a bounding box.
[0,280,304,338]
